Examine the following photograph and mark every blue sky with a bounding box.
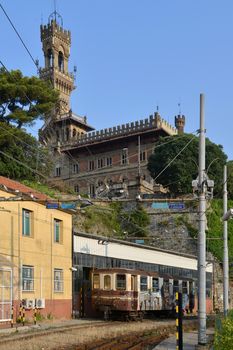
[1,0,233,160]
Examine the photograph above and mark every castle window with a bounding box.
[58,51,64,72]
[140,151,146,162]
[47,49,53,67]
[121,148,128,165]
[74,185,79,193]
[106,157,112,167]
[89,160,95,171]
[55,165,61,177]
[73,163,79,174]
[97,158,105,169]
[66,127,69,141]
[89,184,95,197]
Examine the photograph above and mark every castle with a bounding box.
[39,11,185,199]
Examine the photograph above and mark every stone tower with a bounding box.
[40,11,74,116]
[175,114,185,134]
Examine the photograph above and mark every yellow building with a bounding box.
[0,176,73,322]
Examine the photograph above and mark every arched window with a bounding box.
[72,129,77,138]
[58,51,64,72]
[47,49,53,67]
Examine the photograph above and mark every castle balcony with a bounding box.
[39,67,74,83]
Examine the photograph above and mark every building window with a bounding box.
[22,265,34,291]
[106,157,112,167]
[72,163,79,174]
[97,158,105,169]
[93,274,100,289]
[104,275,111,290]
[74,185,79,193]
[116,274,126,290]
[140,151,146,162]
[22,209,32,237]
[54,219,62,243]
[89,160,95,171]
[55,166,61,177]
[121,148,128,165]
[140,276,148,292]
[54,269,63,292]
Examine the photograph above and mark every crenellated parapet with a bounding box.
[60,112,178,149]
[40,20,71,45]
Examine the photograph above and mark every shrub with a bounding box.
[214,316,233,349]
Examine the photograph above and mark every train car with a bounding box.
[91,268,196,320]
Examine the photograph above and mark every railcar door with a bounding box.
[139,275,149,311]
[161,279,170,310]
[151,277,162,310]
[131,275,138,310]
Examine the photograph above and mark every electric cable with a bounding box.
[0,2,39,69]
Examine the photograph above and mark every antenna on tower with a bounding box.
[178,99,182,115]
[48,0,63,26]
[54,0,57,22]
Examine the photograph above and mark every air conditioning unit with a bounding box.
[22,299,35,309]
[35,298,45,309]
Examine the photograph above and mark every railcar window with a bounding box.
[173,280,179,293]
[93,274,100,289]
[140,276,148,292]
[116,274,126,290]
[182,281,188,294]
[152,277,159,292]
[104,275,111,290]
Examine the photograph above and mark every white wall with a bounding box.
[74,235,213,273]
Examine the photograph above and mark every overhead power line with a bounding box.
[153,135,196,182]
[0,2,38,69]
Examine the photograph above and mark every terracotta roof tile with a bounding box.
[0,176,49,201]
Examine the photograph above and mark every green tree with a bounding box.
[227,160,233,200]
[0,68,58,128]
[147,134,227,196]
[0,122,52,181]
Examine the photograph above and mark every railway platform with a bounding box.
[154,329,214,350]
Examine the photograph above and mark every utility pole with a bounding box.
[223,164,229,316]
[198,93,207,345]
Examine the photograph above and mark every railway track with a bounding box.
[0,320,116,345]
[0,318,199,350]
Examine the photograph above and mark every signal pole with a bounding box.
[223,165,229,316]
[198,93,207,345]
